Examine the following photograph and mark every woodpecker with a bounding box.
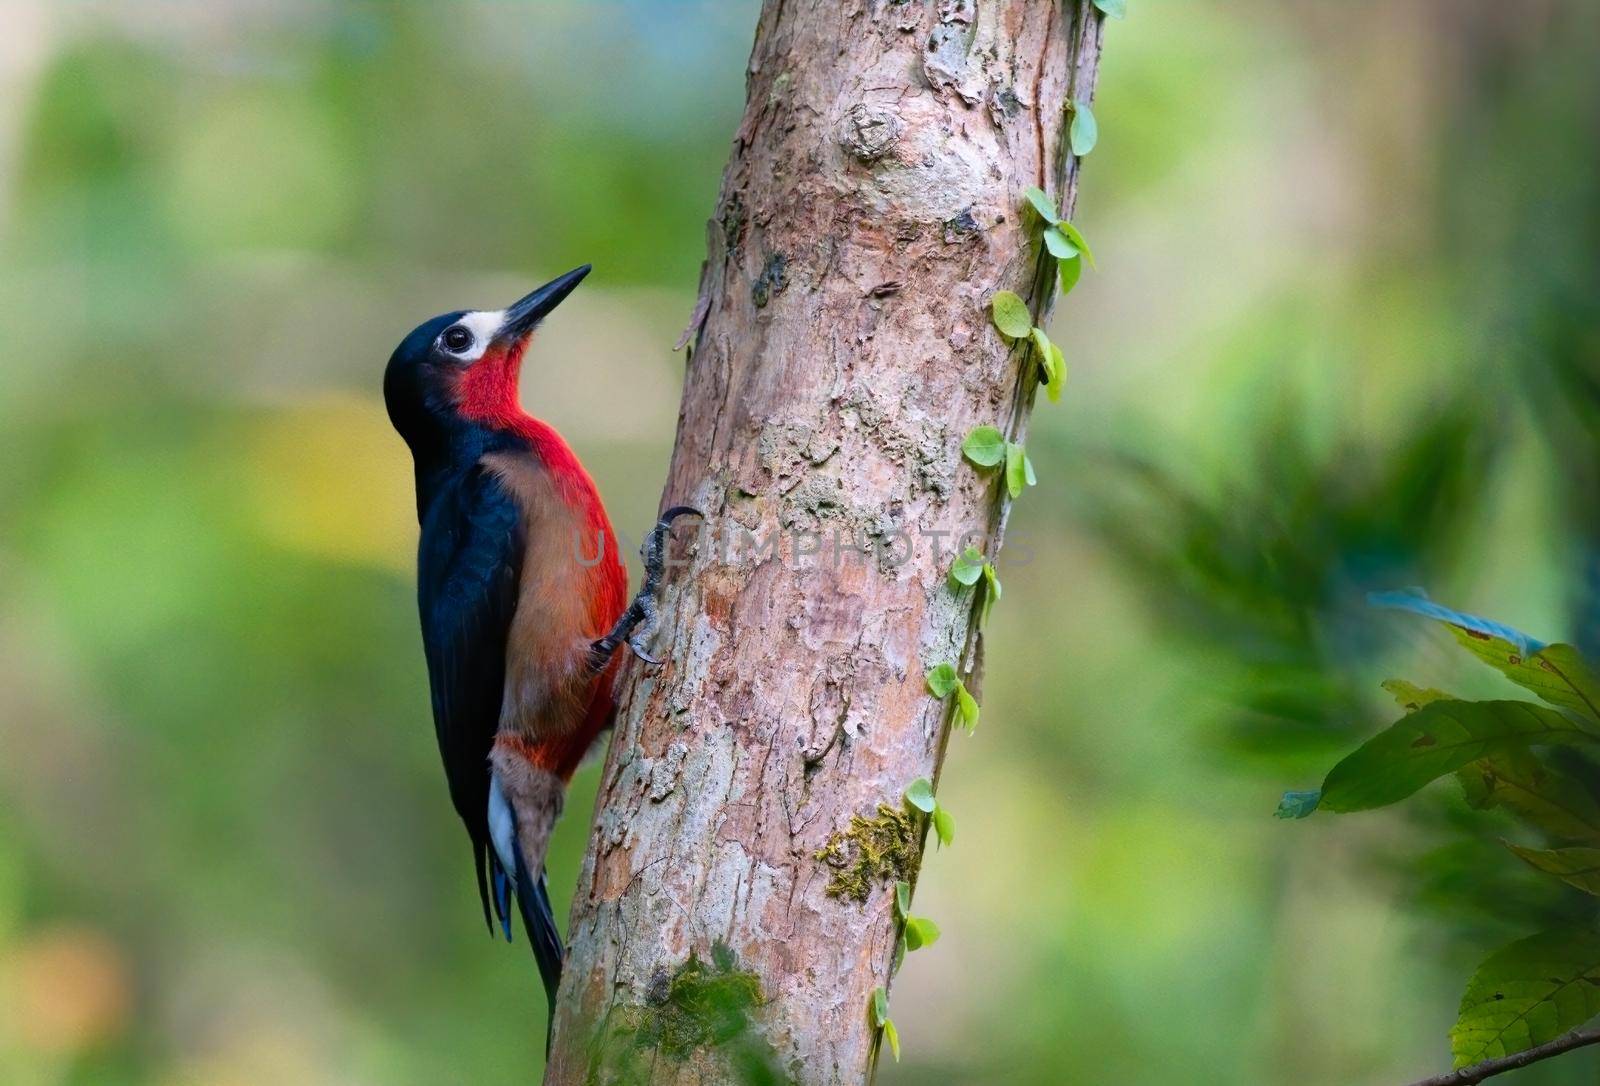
[383,265,692,1029]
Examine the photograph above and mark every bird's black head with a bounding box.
[383,265,591,456]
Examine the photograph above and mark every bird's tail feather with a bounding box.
[512,846,563,1047]
[492,863,514,942]
[488,761,566,1047]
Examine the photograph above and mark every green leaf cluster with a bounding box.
[1280,591,1600,1072]
[877,829,946,1064]
[962,427,1037,500]
[893,879,940,953]
[949,545,1003,626]
[903,777,955,848]
[925,665,980,734]
[989,291,1066,401]
[888,106,1107,1073]
[969,182,1099,519]
[1069,98,1097,157]
[1004,440,1037,498]
[1021,186,1095,297]
[869,987,900,1062]
[872,863,948,1066]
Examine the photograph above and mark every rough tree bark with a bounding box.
[547,3,1104,1082]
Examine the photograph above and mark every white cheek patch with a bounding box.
[446,309,506,362]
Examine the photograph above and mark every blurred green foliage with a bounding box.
[0,2,1597,1085]
[1272,595,1600,1073]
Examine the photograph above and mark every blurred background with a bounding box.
[0,1,1596,1083]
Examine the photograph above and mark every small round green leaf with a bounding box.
[949,546,985,588]
[904,777,937,814]
[979,563,1001,627]
[932,805,955,847]
[1022,186,1060,224]
[1056,221,1096,269]
[1045,342,1066,403]
[1093,0,1126,18]
[955,684,980,731]
[983,563,1002,601]
[925,663,960,699]
[1004,442,1026,498]
[1058,254,1083,295]
[870,986,890,1027]
[904,917,942,951]
[1070,98,1098,156]
[1023,451,1037,487]
[962,426,1007,468]
[1029,326,1053,371]
[883,1018,901,1062]
[989,290,1033,339]
[1030,327,1063,402]
[1042,226,1079,260]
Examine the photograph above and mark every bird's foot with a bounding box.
[588,506,701,672]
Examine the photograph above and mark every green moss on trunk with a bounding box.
[814,803,919,903]
[583,943,788,1086]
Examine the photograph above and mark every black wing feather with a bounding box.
[416,464,524,930]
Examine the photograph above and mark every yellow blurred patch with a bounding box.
[241,394,415,575]
[5,926,130,1054]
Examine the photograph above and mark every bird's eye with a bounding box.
[442,326,474,353]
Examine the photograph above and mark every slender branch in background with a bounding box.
[1403,1027,1600,1086]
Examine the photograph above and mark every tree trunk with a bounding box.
[546,3,1105,1082]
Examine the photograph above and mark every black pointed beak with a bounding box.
[498,264,591,341]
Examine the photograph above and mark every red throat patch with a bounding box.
[454,339,529,429]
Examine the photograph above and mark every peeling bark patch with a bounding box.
[803,653,871,772]
[885,0,921,33]
[922,0,981,104]
[720,195,747,258]
[942,206,981,243]
[856,120,992,220]
[814,804,917,903]
[753,253,789,308]
[841,104,904,162]
[585,944,786,1084]
[646,742,690,802]
[777,474,854,532]
[667,610,722,717]
[759,420,840,481]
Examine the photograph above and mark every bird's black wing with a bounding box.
[416,464,523,931]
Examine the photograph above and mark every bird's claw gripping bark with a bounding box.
[588,506,701,672]
[623,590,662,665]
